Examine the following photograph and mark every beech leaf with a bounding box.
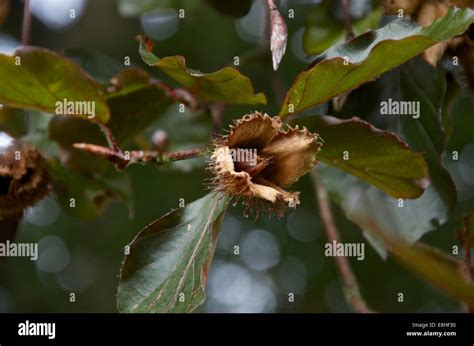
[280,6,474,117]
[137,35,267,105]
[0,47,110,123]
[299,115,429,199]
[117,192,230,313]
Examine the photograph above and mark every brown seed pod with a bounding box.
[208,112,322,218]
[0,142,50,242]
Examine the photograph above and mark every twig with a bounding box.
[341,0,355,41]
[157,83,199,111]
[21,0,32,131]
[73,143,206,170]
[210,103,225,139]
[21,0,31,45]
[99,123,121,154]
[458,216,472,312]
[312,172,374,313]
[462,217,472,280]
[266,0,288,71]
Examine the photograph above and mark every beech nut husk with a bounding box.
[208,112,322,218]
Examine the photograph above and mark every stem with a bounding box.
[462,217,472,280]
[22,0,32,132]
[157,83,198,111]
[99,123,121,154]
[312,172,374,313]
[21,0,31,45]
[341,0,355,40]
[458,216,472,312]
[73,143,206,170]
[210,103,225,139]
[165,148,207,162]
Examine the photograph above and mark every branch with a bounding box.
[458,216,473,312]
[341,0,355,41]
[266,0,288,71]
[99,123,121,154]
[157,83,198,111]
[73,143,206,170]
[312,172,374,313]
[460,216,472,280]
[210,102,225,139]
[21,0,31,45]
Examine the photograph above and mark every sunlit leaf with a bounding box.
[303,2,382,56]
[280,6,474,117]
[0,47,110,122]
[117,192,229,312]
[137,35,267,105]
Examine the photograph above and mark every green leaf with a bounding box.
[63,48,124,84]
[447,94,474,153]
[49,68,173,149]
[300,115,429,199]
[314,165,453,258]
[0,47,110,122]
[137,35,267,105]
[117,192,229,312]
[280,6,474,117]
[399,59,457,211]
[47,160,132,219]
[400,58,447,154]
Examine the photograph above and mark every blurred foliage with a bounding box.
[0,0,473,314]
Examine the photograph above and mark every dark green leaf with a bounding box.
[63,48,124,84]
[447,93,474,152]
[280,7,474,117]
[301,115,429,199]
[0,106,25,137]
[137,35,267,105]
[0,47,110,122]
[400,58,447,154]
[206,0,252,17]
[117,192,229,312]
[399,59,457,211]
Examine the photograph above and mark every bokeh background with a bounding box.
[0,0,472,313]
